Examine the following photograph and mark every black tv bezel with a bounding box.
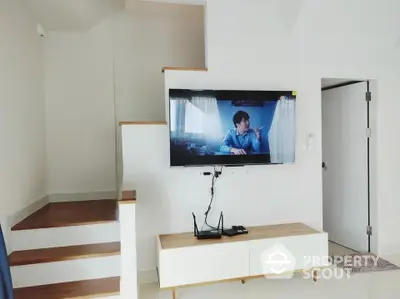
[168,88,296,167]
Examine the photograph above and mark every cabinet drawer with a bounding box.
[158,241,249,288]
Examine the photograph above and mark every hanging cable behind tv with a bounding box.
[192,166,249,239]
[202,166,223,231]
[191,166,223,239]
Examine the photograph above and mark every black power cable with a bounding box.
[202,166,223,231]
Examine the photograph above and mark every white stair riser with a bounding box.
[11,222,120,251]
[11,255,121,288]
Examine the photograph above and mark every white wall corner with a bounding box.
[5,195,49,254]
[7,196,49,229]
[378,242,400,258]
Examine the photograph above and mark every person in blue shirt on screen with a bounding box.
[220,110,261,155]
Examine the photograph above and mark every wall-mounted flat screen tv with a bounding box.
[169,89,296,167]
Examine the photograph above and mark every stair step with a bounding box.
[11,200,118,230]
[14,277,120,299]
[9,242,120,266]
[11,222,120,252]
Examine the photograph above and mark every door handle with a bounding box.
[322,162,326,169]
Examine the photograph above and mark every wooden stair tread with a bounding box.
[162,66,208,73]
[119,121,166,126]
[12,200,118,231]
[14,277,120,299]
[9,242,120,266]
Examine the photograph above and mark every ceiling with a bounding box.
[24,0,126,31]
[23,0,205,32]
[22,0,400,54]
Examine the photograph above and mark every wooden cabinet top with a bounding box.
[159,222,322,250]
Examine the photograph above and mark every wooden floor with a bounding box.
[9,242,121,266]
[14,277,120,299]
[11,200,118,230]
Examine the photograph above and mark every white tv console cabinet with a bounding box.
[157,222,329,298]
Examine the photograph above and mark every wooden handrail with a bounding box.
[162,66,208,73]
[119,190,136,204]
[119,121,167,126]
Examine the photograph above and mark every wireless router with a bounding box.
[192,212,222,240]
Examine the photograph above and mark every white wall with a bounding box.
[119,0,400,273]
[114,2,205,122]
[44,26,116,194]
[0,0,46,247]
[44,1,205,194]
[200,0,400,256]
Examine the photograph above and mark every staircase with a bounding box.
[9,199,121,299]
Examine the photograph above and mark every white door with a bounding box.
[322,82,369,253]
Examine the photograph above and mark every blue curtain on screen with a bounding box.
[0,224,13,299]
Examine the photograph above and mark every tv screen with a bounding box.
[169,89,296,167]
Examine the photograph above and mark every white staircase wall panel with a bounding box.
[11,222,120,251]
[158,241,249,288]
[11,255,121,288]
